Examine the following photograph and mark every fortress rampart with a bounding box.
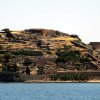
[90,42,100,50]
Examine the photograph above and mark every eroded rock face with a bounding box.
[90,42,100,50]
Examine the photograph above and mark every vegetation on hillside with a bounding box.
[56,50,81,63]
[50,74,88,82]
[2,28,14,38]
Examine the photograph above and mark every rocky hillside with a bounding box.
[0,28,87,51]
[0,28,100,73]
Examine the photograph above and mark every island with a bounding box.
[0,28,100,82]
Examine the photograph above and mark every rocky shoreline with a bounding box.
[24,79,100,83]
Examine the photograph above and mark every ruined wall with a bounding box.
[90,42,100,50]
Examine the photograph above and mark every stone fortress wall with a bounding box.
[90,42,100,50]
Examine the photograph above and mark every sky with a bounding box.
[0,0,100,43]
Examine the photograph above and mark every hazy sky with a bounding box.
[0,0,100,43]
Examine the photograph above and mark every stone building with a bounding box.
[90,42,100,50]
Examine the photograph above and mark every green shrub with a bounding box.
[50,74,88,81]
[81,57,91,62]
[56,50,80,63]
[50,74,58,81]
[2,28,14,38]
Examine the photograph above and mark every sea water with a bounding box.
[0,83,100,100]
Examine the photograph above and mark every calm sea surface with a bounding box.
[0,83,100,100]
